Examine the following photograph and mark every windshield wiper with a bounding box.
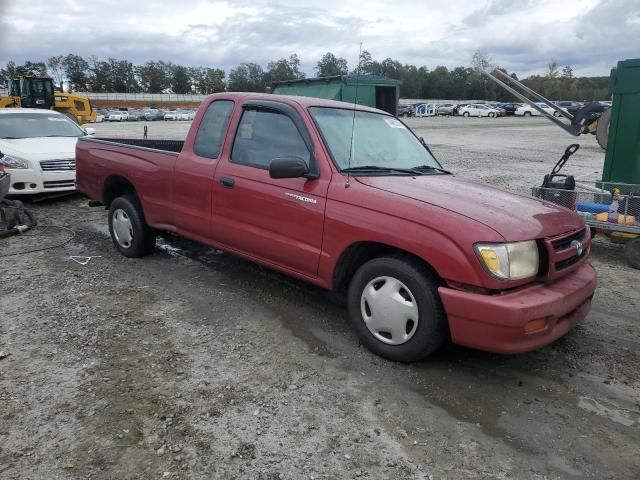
[410,164,451,174]
[1,136,22,139]
[341,165,424,175]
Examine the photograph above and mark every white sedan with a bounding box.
[107,111,128,122]
[515,103,555,116]
[459,104,502,117]
[0,109,94,195]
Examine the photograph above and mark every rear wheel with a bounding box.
[347,256,448,362]
[463,111,470,117]
[625,237,640,270]
[108,196,156,258]
[524,111,532,117]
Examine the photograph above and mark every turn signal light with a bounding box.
[524,318,547,333]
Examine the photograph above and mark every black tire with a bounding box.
[347,256,448,362]
[488,112,495,118]
[108,195,156,258]
[463,111,470,117]
[625,237,640,270]
[524,111,532,117]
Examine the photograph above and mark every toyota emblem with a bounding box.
[571,239,583,256]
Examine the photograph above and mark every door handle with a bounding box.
[220,176,235,188]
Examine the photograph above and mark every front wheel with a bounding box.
[463,111,470,117]
[347,256,448,362]
[108,196,156,258]
[524,111,532,117]
[625,237,640,270]
[488,112,495,118]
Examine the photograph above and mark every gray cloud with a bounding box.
[0,0,637,77]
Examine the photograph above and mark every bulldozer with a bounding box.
[0,76,96,124]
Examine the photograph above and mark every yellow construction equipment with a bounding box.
[0,76,96,124]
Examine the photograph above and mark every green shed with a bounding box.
[271,75,400,115]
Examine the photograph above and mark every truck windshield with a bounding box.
[0,113,85,139]
[309,107,441,173]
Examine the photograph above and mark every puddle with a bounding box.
[578,396,639,428]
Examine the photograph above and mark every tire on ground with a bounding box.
[108,195,156,258]
[625,237,640,270]
[347,256,448,362]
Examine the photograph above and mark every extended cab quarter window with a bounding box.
[231,108,310,169]
[193,100,234,159]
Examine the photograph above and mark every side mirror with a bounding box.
[269,156,309,179]
[84,127,95,136]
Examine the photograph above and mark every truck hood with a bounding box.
[356,175,583,241]
[0,137,79,160]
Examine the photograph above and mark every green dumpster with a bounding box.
[272,75,400,115]
[602,58,640,184]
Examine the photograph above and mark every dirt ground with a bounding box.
[1,116,639,479]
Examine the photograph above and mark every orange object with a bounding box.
[524,318,547,333]
[617,215,635,225]
[595,212,609,222]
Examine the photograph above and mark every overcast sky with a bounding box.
[1,0,638,77]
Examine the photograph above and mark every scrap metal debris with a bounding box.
[70,255,102,265]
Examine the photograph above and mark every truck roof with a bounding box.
[211,92,389,115]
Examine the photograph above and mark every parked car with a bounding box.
[495,103,522,116]
[108,111,127,122]
[175,109,194,121]
[141,109,165,121]
[459,104,502,117]
[0,108,94,195]
[77,93,596,363]
[127,110,143,121]
[164,110,178,121]
[552,101,583,116]
[396,104,413,118]
[436,103,456,116]
[94,113,104,123]
[515,103,555,116]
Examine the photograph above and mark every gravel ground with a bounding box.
[1,116,639,479]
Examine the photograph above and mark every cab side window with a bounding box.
[231,109,310,169]
[193,100,234,159]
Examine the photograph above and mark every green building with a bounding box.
[271,75,400,115]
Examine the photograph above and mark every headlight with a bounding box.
[475,241,539,280]
[0,154,29,169]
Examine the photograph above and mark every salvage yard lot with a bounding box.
[1,116,639,479]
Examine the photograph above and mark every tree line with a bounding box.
[1,51,610,101]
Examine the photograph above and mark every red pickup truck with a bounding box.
[76,93,597,362]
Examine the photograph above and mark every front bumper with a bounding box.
[6,168,76,194]
[439,262,597,354]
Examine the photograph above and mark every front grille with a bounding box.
[556,250,587,271]
[551,227,586,251]
[40,159,76,172]
[44,180,75,189]
[544,227,590,280]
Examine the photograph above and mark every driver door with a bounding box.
[212,103,329,277]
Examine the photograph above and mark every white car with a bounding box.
[515,103,555,116]
[0,109,94,195]
[459,104,501,117]
[175,110,191,121]
[107,111,128,122]
[164,111,178,121]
